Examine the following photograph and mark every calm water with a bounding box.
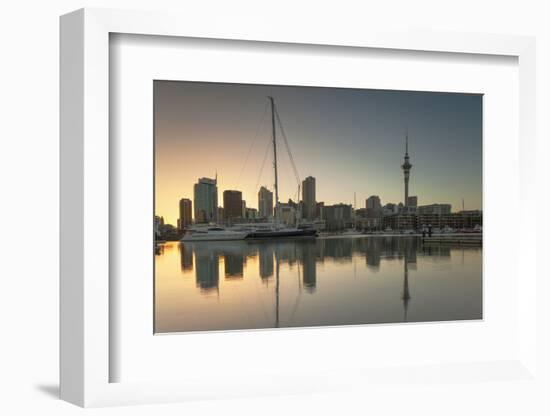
[154,236,482,333]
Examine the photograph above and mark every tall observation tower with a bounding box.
[401,131,412,206]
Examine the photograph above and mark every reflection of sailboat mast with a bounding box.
[275,251,280,328]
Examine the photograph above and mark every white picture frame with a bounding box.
[60,8,538,407]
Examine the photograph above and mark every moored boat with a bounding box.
[180,226,249,242]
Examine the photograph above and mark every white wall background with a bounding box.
[0,1,548,415]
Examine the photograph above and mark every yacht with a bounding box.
[230,222,317,240]
[180,226,249,242]
[247,224,317,239]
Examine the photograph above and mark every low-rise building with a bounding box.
[383,214,417,230]
[417,203,452,215]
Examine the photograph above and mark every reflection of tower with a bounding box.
[401,131,412,206]
[402,255,411,322]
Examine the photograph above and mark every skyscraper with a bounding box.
[178,198,192,230]
[258,186,273,219]
[366,195,382,218]
[366,195,382,210]
[302,176,316,220]
[223,190,243,220]
[401,132,413,206]
[193,177,218,223]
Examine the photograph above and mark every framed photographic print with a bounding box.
[153,81,483,334]
[60,8,539,408]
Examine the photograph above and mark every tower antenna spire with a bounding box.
[405,127,409,155]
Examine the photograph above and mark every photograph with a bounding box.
[153,81,483,333]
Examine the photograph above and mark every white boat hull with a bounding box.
[180,232,248,242]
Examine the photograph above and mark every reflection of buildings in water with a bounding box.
[258,244,274,281]
[421,244,451,258]
[322,238,354,263]
[194,249,220,293]
[224,252,244,279]
[365,238,382,269]
[315,239,325,264]
[275,243,298,267]
[299,240,317,293]
[179,243,193,271]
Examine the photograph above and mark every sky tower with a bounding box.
[401,131,412,206]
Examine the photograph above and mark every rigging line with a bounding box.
[254,133,273,193]
[276,110,301,189]
[274,107,301,187]
[275,106,300,185]
[235,102,269,189]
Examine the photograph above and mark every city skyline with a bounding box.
[155,81,482,225]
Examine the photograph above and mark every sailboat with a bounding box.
[243,96,317,240]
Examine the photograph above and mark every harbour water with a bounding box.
[154,236,482,333]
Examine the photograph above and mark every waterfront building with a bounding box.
[302,176,316,220]
[321,203,353,231]
[178,198,192,231]
[407,196,418,208]
[357,216,382,230]
[401,132,413,206]
[223,190,243,220]
[277,203,297,226]
[383,203,398,216]
[417,203,452,215]
[193,177,218,223]
[383,213,417,230]
[245,207,259,220]
[258,186,273,219]
[365,196,382,218]
[366,195,382,210]
[416,210,482,230]
[355,208,367,218]
[154,215,163,237]
[316,201,324,219]
[458,210,483,229]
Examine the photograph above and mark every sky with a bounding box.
[155,81,482,225]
